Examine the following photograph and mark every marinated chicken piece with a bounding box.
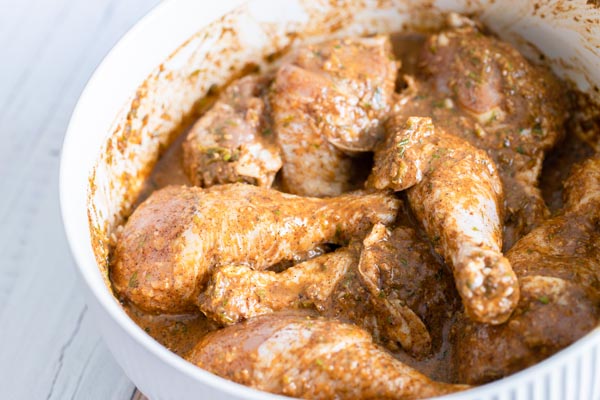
[182,75,282,187]
[199,223,450,357]
[272,36,397,196]
[198,245,359,325]
[454,155,600,384]
[356,223,459,358]
[369,116,519,324]
[112,183,400,313]
[188,313,469,399]
[397,22,568,248]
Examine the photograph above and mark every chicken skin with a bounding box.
[271,36,397,196]
[188,312,468,400]
[397,22,568,248]
[182,75,282,187]
[369,116,518,324]
[453,155,600,384]
[112,183,399,313]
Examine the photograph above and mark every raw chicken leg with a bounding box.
[188,312,468,399]
[112,183,399,313]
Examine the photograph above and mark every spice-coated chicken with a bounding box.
[199,222,458,357]
[271,36,397,196]
[453,155,600,384]
[198,245,359,326]
[397,20,568,248]
[112,183,399,313]
[369,116,518,324]
[182,75,282,187]
[188,312,469,400]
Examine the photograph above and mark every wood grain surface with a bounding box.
[0,1,160,399]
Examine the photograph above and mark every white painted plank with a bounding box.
[0,0,161,399]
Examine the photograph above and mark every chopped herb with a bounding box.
[262,127,272,136]
[335,224,343,241]
[274,209,281,216]
[189,69,201,79]
[466,279,476,291]
[516,145,525,154]
[400,258,408,266]
[533,123,544,137]
[397,138,410,158]
[538,295,550,305]
[432,99,446,108]
[205,146,240,163]
[334,44,341,49]
[378,291,386,298]
[472,226,479,232]
[282,115,294,127]
[128,271,139,288]
[315,358,324,367]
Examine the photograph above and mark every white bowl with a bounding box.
[60,0,600,399]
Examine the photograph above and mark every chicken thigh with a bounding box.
[271,36,397,196]
[369,116,518,324]
[188,312,468,400]
[397,21,568,248]
[112,183,399,313]
[453,155,600,384]
[182,75,282,187]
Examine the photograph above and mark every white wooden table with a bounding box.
[0,1,160,398]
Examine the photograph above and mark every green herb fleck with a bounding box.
[400,258,408,266]
[315,358,324,367]
[533,123,544,137]
[128,271,139,288]
[516,145,525,154]
[262,128,272,136]
[538,295,550,305]
[397,138,410,158]
[282,115,294,127]
[432,99,446,108]
[335,224,343,241]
